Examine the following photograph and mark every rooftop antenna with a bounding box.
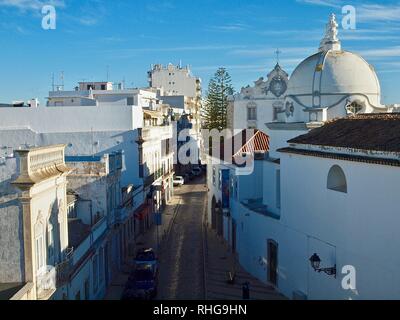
[275,48,282,64]
[51,73,55,91]
[106,65,110,82]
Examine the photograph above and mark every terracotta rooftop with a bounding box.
[288,113,400,152]
[209,129,270,163]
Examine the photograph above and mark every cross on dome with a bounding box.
[275,48,282,64]
[319,14,341,52]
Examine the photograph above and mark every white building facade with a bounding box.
[214,14,400,300]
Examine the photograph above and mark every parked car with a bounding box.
[173,176,185,187]
[134,248,158,267]
[121,264,158,300]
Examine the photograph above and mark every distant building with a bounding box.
[148,63,201,98]
[47,82,158,109]
[148,63,202,157]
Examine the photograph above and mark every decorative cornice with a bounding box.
[12,145,70,190]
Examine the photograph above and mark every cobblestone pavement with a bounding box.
[205,229,286,300]
[104,195,181,300]
[157,176,207,300]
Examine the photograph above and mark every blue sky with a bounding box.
[1,0,400,104]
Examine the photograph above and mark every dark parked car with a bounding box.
[135,248,157,265]
[121,264,158,300]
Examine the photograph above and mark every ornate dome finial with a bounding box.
[319,13,341,52]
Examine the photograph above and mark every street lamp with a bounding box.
[309,253,336,277]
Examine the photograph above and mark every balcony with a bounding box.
[55,248,73,287]
[36,267,57,300]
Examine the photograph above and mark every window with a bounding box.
[327,165,347,193]
[101,84,106,90]
[346,101,363,115]
[35,222,45,271]
[247,103,257,121]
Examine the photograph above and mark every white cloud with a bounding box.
[231,46,316,58]
[360,46,400,58]
[296,0,342,8]
[356,4,400,22]
[0,0,65,11]
[210,23,249,32]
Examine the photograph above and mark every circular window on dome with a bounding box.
[345,101,363,115]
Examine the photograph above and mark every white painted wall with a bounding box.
[150,65,200,98]
[232,99,277,132]
[231,149,400,300]
[265,128,308,158]
[0,105,143,133]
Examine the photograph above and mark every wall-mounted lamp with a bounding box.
[309,253,336,277]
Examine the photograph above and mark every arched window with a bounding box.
[327,165,347,193]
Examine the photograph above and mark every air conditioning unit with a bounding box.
[293,290,308,300]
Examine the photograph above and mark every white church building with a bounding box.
[212,14,400,300]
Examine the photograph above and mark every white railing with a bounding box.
[36,267,57,300]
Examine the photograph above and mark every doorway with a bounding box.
[268,239,278,287]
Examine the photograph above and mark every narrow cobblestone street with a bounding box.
[105,175,284,300]
[157,177,207,300]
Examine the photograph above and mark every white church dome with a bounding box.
[286,14,381,111]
